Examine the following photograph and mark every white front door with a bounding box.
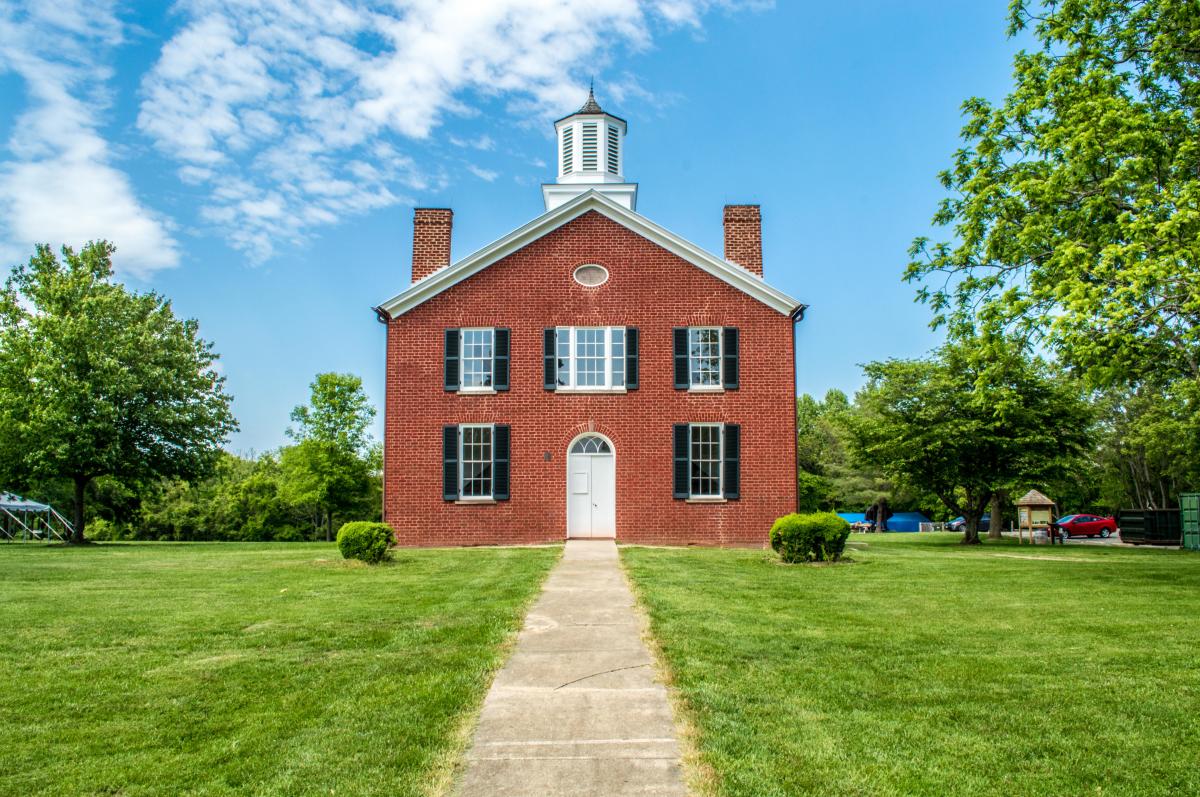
[567,436,616,538]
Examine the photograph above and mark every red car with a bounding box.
[1052,514,1118,539]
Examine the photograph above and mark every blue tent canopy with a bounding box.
[837,511,931,533]
[0,492,51,512]
[1,492,72,541]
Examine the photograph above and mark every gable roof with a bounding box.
[1016,489,1056,506]
[376,190,805,319]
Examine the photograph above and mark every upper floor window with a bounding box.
[561,327,621,388]
[673,327,739,391]
[461,328,494,389]
[445,328,510,393]
[689,327,721,387]
[544,327,638,392]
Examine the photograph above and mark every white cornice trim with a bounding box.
[378,190,804,318]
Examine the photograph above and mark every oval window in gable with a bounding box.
[573,263,609,287]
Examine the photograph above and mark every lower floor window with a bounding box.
[690,424,722,497]
[460,425,493,497]
[674,422,740,500]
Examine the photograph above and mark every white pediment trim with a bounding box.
[377,190,804,318]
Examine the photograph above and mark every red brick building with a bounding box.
[377,91,804,546]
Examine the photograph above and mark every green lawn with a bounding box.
[0,542,559,797]
[622,533,1200,797]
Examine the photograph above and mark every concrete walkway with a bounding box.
[457,540,687,796]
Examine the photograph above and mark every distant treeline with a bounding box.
[27,446,381,542]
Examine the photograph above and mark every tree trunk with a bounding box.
[71,476,89,544]
[960,506,979,544]
[325,510,332,542]
[988,492,1004,540]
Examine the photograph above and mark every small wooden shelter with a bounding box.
[1016,489,1055,545]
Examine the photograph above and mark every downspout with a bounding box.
[790,303,808,513]
[374,306,390,526]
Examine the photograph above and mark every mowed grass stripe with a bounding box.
[0,542,560,796]
[621,534,1200,797]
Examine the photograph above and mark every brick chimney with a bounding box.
[723,204,762,277]
[411,208,453,282]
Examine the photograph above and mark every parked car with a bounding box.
[1051,514,1117,539]
[947,515,990,532]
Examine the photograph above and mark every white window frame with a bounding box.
[458,423,495,500]
[555,326,626,392]
[459,327,495,393]
[689,423,723,499]
[688,327,723,391]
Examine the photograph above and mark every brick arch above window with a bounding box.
[559,421,622,454]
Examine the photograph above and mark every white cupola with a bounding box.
[542,86,638,212]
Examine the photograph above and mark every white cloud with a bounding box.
[138,0,759,262]
[467,164,499,182]
[449,134,496,151]
[0,1,179,277]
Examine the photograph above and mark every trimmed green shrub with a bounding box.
[770,512,851,563]
[336,521,394,564]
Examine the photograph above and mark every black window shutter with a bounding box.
[442,425,459,500]
[722,327,739,390]
[493,424,510,500]
[673,328,689,389]
[444,329,460,391]
[494,328,510,391]
[673,424,690,498]
[543,329,557,390]
[723,424,741,500]
[625,327,639,389]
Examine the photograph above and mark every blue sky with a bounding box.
[0,1,1025,453]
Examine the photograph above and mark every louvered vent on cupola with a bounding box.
[561,126,573,174]
[581,122,598,171]
[606,125,619,174]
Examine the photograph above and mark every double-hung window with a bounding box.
[442,423,510,501]
[444,328,510,392]
[545,327,637,391]
[461,328,494,389]
[673,327,739,391]
[689,328,721,388]
[673,422,740,500]
[459,424,493,497]
[689,424,722,497]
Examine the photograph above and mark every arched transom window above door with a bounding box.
[571,436,611,454]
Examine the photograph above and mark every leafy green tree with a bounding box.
[136,452,312,542]
[288,372,375,452]
[796,389,918,513]
[851,338,1092,543]
[0,243,236,541]
[907,0,1200,392]
[1092,381,1200,509]
[282,373,377,540]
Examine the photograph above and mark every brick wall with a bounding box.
[723,204,763,277]
[411,208,453,282]
[384,210,797,547]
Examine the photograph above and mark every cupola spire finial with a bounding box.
[578,81,603,114]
